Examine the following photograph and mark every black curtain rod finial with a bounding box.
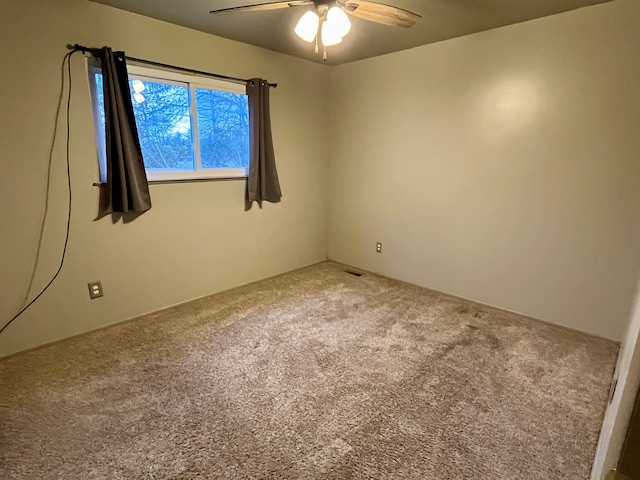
[67,44,90,53]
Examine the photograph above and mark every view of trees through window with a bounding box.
[196,88,249,169]
[93,72,250,175]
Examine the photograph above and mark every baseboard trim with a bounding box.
[2,258,617,361]
[605,470,631,480]
[327,260,620,346]
[0,259,329,361]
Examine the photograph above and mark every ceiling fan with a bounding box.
[210,1,421,60]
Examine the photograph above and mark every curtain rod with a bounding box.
[67,44,277,88]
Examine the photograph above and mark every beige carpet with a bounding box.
[0,262,617,479]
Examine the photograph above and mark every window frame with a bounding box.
[87,60,250,183]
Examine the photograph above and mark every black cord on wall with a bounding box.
[0,50,77,335]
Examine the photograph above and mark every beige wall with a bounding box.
[0,0,330,357]
[328,0,640,340]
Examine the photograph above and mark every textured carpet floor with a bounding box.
[0,262,618,479]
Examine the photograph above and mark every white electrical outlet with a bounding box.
[88,281,103,299]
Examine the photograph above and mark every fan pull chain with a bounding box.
[315,35,319,54]
[323,46,327,61]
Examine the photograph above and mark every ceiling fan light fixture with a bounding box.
[321,20,343,47]
[210,1,422,60]
[327,6,351,38]
[295,10,319,43]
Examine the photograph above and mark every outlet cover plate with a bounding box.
[88,281,103,299]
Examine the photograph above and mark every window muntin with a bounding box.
[88,64,250,182]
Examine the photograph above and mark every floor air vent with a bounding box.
[345,270,364,277]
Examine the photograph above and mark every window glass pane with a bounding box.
[93,72,107,182]
[93,74,195,172]
[89,68,249,180]
[94,72,106,126]
[129,78,195,172]
[195,88,249,169]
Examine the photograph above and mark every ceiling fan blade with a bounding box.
[342,0,421,28]
[210,1,312,15]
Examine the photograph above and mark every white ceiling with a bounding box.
[89,0,613,65]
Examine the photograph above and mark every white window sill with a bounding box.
[92,176,247,187]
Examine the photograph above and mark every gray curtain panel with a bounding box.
[98,47,151,218]
[246,78,282,210]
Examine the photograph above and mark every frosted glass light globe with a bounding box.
[326,6,351,38]
[295,11,319,43]
[321,21,343,46]
[132,79,145,93]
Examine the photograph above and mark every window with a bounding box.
[88,63,250,182]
